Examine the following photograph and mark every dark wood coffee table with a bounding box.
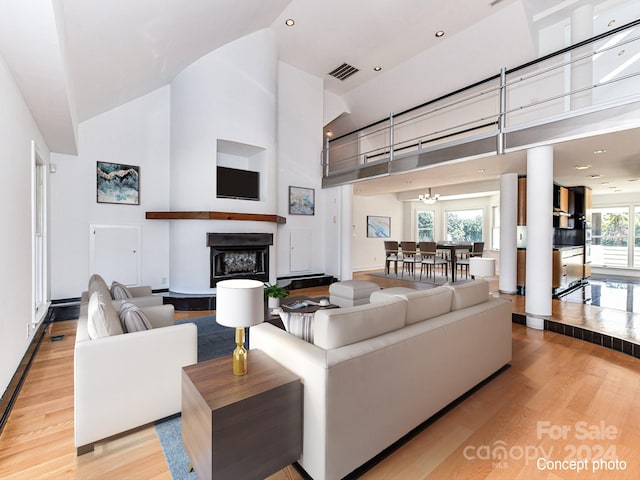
[265,296,338,329]
[182,350,302,480]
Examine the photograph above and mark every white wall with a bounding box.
[0,54,50,396]
[169,29,279,293]
[351,193,404,271]
[49,86,171,299]
[277,62,325,277]
[349,194,499,273]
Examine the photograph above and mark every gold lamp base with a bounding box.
[232,327,248,375]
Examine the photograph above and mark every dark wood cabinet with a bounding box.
[182,350,302,480]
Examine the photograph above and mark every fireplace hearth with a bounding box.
[207,233,273,287]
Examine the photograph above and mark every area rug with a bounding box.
[156,314,240,479]
[175,314,245,362]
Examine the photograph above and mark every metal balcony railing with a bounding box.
[322,19,640,186]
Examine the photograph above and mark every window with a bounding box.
[417,211,434,241]
[634,206,640,269]
[33,143,47,322]
[492,206,500,250]
[445,209,483,242]
[592,207,629,268]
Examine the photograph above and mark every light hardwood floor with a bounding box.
[1,273,640,479]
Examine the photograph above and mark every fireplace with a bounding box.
[207,233,273,287]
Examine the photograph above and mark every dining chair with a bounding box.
[384,241,400,276]
[399,242,418,278]
[418,241,448,280]
[456,242,484,278]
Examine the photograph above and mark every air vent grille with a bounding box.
[328,63,359,81]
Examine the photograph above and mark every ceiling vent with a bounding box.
[328,63,359,81]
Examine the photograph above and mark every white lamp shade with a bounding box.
[469,258,496,278]
[215,279,264,328]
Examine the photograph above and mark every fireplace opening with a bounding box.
[207,233,273,287]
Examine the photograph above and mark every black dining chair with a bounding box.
[457,242,484,278]
[384,241,400,276]
[418,241,448,280]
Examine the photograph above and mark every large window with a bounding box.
[417,211,434,241]
[33,143,47,322]
[445,209,483,242]
[633,205,640,270]
[592,207,629,268]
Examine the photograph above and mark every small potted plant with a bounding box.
[264,283,288,310]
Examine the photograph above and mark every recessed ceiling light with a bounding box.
[575,165,591,170]
[373,66,382,72]
[589,174,601,179]
[601,181,611,185]
[628,178,639,182]
[285,18,295,26]
[325,130,333,137]
[608,20,616,27]
[435,30,445,38]
[479,169,486,173]
[593,149,606,154]
[618,50,625,56]
[614,189,622,192]
[608,186,617,189]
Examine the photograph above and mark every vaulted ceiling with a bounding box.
[0,0,638,196]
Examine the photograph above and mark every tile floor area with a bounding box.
[558,274,640,314]
[550,274,640,349]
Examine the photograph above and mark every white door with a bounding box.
[90,225,141,285]
[290,229,311,273]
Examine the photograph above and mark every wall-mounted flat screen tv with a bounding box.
[216,166,259,201]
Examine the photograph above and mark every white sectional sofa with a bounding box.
[250,280,512,480]
[74,275,197,454]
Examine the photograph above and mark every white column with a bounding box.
[499,173,518,294]
[525,146,554,329]
[340,184,353,281]
[570,4,594,110]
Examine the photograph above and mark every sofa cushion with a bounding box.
[87,290,124,339]
[279,312,315,343]
[120,302,152,332]
[446,280,490,310]
[313,297,406,350]
[111,281,132,300]
[399,286,453,324]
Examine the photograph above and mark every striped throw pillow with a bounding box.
[279,312,315,343]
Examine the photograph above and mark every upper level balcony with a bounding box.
[322,19,640,189]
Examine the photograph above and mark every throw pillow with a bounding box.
[111,281,132,300]
[120,302,152,332]
[87,290,124,339]
[280,312,315,343]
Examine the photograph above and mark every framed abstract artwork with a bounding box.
[367,215,391,238]
[96,162,140,205]
[289,186,315,215]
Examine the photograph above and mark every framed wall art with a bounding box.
[289,186,315,215]
[367,215,391,238]
[97,161,140,205]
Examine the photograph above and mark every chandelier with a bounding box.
[418,188,440,205]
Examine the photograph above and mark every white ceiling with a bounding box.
[0,0,638,196]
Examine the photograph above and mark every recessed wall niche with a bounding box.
[216,139,266,201]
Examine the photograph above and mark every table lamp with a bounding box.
[215,279,264,375]
[469,257,496,280]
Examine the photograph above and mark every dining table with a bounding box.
[435,242,472,283]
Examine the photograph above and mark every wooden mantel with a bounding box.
[145,211,286,224]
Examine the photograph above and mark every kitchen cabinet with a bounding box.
[552,247,584,293]
[517,177,527,226]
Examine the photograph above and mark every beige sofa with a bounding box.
[250,280,512,480]
[74,276,197,454]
